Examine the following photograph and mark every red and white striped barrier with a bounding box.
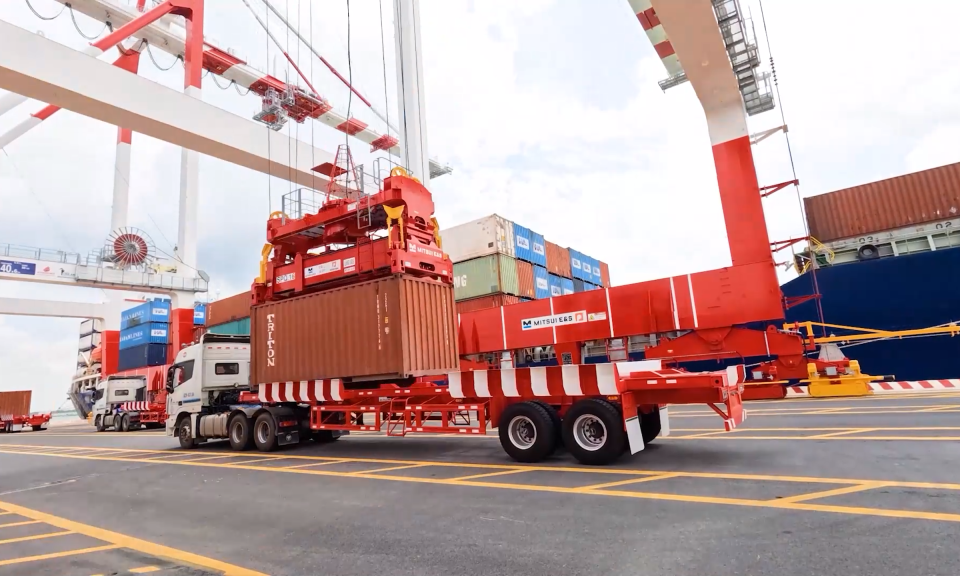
[258,380,344,403]
[120,402,151,411]
[870,380,960,393]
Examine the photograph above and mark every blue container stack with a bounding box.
[193,303,207,326]
[560,278,575,295]
[568,250,602,290]
[548,274,563,297]
[533,265,551,299]
[118,300,171,371]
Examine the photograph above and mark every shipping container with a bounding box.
[805,161,960,243]
[452,254,520,300]
[572,278,585,292]
[251,275,459,384]
[78,332,101,351]
[533,265,550,299]
[569,249,587,281]
[121,300,171,329]
[589,256,602,285]
[599,261,611,287]
[529,231,547,268]
[545,242,572,278]
[117,343,169,372]
[206,291,252,327]
[548,274,563,297]
[561,277,575,295]
[119,322,169,350]
[79,318,102,336]
[455,293,522,314]
[584,282,600,291]
[194,303,207,325]
[441,214,515,262]
[0,391,31,417]
[207,317,251,336]
[515,260,536,299]
[512,222,534,264]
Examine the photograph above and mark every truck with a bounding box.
[91,375,167,432]
[0,390,51,433]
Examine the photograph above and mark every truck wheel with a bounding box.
[530,400,563,450]
[95,416,104,432]
[640,408,661,445]
[498,401,557,463]
[228,414,254,451]
[253,413,278,452]
[177,417,197,450]
[120,414,130,432]
[562,399,625,466]
[31,425,43,432]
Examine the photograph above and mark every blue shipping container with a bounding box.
[117,343,168,372]
[583,282,600,291]
[561,277,575,295]
[569,249,585,280]
[529,231,547,267]
[194,303,206,326]
[589,256,602,284]
[572,278,585,292]
[512,223,535,264]
[119,322,169,350]
[121,300,171,329]
[533,265,551,299]
[580,255,594,282]
[548,274,563,297]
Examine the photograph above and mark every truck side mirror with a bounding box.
[165,367,175,394]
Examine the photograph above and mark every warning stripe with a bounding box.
[257,380,343,403]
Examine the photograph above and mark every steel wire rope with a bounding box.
[68,4,110,40]
[345,0,353,166]
[24,0,66,20]
[309,0,316,192]
[378,0,393,165]
[145,43,182,71]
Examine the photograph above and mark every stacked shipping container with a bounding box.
[118,300,171,371]
[442,214,611,313]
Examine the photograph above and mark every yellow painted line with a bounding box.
[226,457,288,467]
[178,454,241,463]
[918,405,959,412]
[141,452,196,461]
[0,520,40,529]
[283,459,352,469]
[674,431,729,438]
[774,482,890,504]
[129,566,161,573]
[807,428,878,439]
[448,469,530,482]
[577,472,683,491]
[358,463,428,474]
[0,499,266,576]
[0,544,120,568]
[0,530,72,545]
[0,512,9,516]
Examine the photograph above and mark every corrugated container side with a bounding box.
[452,254,519,300]
[545,242,571,278]
[251,276,458,384]
[599,261,611,287]
[569,249,584,280]
[547,274,563,297]
[207,318,251,335]
[78,332,102,351]
[580,255,594,281]
[193,303,206,325]
[529,231,548,267]
[441,214,515,262]
[206,291,252,327]
[117,343,169,372]
[572,278,585,292]
[589,256,602,284]
[533,265,550,299]
[119,322,169,350]
[0,391,32,417]
[455,293,522,314]
[512,222,534,263]
[516,260,536,299]
[805,162,960,243]
[561,277,575,295]
[121,300,171,329]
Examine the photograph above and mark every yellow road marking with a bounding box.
[0,500,266,576]
[141,452,197,461]
[284,459,352,469]
[0,512,10,516]
[0,520,40,529]
[129,566,161,573]
[807,428,878,439]
[0,544,120,567]
[448,469,529,482]
[675,431,729,438]
[226,457,288,467]
[358,463,428,474]
[577,472,683,491]
[774,482,890,504]
[918,405,959,412]
[0,530,72,545]
[178,454,241,463]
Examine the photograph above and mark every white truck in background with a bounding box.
[91,375,148,432]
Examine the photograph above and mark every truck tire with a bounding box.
[530,400,563,450]
[640,408,661,445]
[498,401,557,463]
[253,412,279,452]
[120,414,130,433]
[228,414,254,451]
[95,415,104,432]
[31,425,43,432]
[177,417,197,450]
[562,399,625,466]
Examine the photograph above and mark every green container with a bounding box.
[207,317,250,335]
[453,254,519,300]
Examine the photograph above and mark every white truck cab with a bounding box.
[92,375,147,432]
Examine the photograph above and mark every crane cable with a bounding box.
[378,0,393,164]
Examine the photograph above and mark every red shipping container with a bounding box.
[455,293,522,314]
[599,261,611,287]
[545,241,572,278]
[0,391,31,417]
[515,260,536,299]
[805,161,960,243]
[206,291,252,326]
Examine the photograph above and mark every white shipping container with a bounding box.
[441,214,515,263]
[79,318,103,336]
[78,332,102,351]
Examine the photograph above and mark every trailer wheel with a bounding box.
[120,414,130,433]
[498,401,556,463]
[640,409,661,445]
[31,425,43,432]
[228,414,254,451]
[253,413,278,452]
[530,400,563,450]
[177,417,197,450]
[95,416,104,432]
[562,399,625,466]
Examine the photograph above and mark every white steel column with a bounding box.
[393,0,431,187]
[111,127,133,230]
[177,89,200,280]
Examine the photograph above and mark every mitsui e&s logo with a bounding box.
[520,310,608,331]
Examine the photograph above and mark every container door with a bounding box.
[533,265,551,299]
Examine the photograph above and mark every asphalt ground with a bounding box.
[1,391,958,576]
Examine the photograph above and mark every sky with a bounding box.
[1,0,959,410]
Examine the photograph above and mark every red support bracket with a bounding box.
[759,179,799,198]
[783,293,820,310]
[770,236,809,253]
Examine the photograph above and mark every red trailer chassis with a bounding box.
[0,412,52,433]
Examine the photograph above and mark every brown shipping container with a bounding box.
[545,241,572,278]
[0,390,32,417]
[515,260,535,299]
[206,291,252,326]
[455,293,521,314]
[251,275,459,384]
[805,162,960,243]
[599,261,611,287]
